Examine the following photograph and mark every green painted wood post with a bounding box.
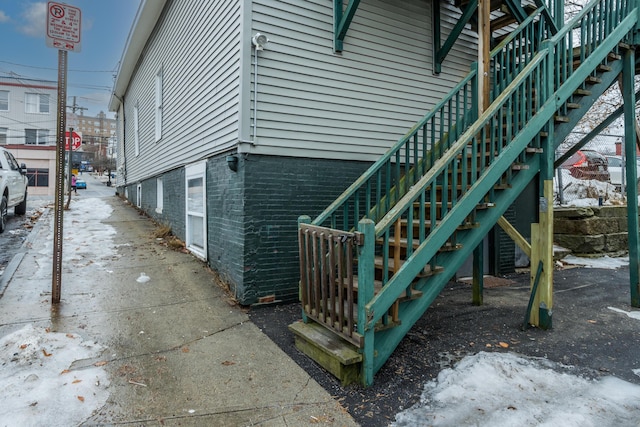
[357,219,375,386]
[622,47,640,306]
[298,215,312,322]
[472,243,483,305]
[554,0,564,29]
[470,62,479,122]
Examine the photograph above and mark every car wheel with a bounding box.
[0,195,7,233]
[15,191,27,216]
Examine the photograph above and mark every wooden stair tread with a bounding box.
[373,256,444,276]
[352,276,424,300]
[378,236,462,252]
[401,218,479,230]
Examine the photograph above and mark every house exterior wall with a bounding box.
[206,155,245,292]
[120,0,243,185]
[244,0,478,161]
[113,0,480,304]
[240,155,370,303]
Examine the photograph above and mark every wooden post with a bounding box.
[536,180,554,329]
[478,0,491,115]
[622,47,640,306]
[529,40,555,329]
[358,219,375,386]
[472,0,490,298]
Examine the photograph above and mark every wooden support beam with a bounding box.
[334,0,361,52]
[529,223,541,326]
[536,180,554,329]
[528,182,554,329]
[433,0,478,74]
[497,215,531,257]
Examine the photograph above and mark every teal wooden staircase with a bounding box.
[292,0,640,386]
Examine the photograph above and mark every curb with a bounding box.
[0,207,50,299]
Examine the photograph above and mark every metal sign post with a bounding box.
[65,127,74,210]
[47,2,81,304]
[52,49,67,303]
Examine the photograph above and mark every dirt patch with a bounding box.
[456,274,516,288]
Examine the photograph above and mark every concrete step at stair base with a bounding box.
[289,320,362,386]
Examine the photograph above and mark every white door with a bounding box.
[185,162,207,260]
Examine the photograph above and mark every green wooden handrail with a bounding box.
[313,67,477,229]
[366,0,636,330]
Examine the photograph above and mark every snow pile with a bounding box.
[555,168,625,207]
[0,324,109,426]
[393,352,640,427]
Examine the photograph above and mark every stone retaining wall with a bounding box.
[554,206,631,255]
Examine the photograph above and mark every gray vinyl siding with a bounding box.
[122,0,242,185]
[248,0,478,161]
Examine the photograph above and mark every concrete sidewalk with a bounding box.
[0,196,357,426]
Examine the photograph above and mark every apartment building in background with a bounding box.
[68,110,117,163]
[0,76,57,196]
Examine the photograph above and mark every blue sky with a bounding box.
[0,0,141,117]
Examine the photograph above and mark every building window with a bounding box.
[0,128,7,145]
[156,177,163,213]
[0,91,8,111]
[155,69,163,142]
[27,168,49,187]
[134,104,140,156]
[136,183,142,208]
[25,93,50,114]
[25,129,49,145]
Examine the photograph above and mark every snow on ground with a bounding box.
[31,198,117,280]
[554,168,627,207]
[562,255,630,269]
[0,198,116,426]
[0,325,109,427]
[392,351,640,427]
[393,221,640,427]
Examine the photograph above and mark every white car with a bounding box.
[605,155,640,191]
[0,147,29,233]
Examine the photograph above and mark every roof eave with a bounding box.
[109,0,167,112]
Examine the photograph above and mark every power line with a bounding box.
[0,60,117,74]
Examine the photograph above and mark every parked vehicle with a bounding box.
[76,179,87,189]
[605,155,640,190]
[0,147,28,233]
[560,149,610,182]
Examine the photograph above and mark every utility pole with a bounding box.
[66,96,87,209]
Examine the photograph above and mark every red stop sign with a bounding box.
[65,131,82,151]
